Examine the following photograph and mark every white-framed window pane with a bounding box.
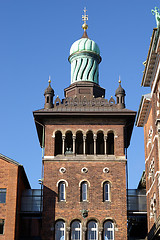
[87,221,98,240]
[59,182,65,201]
[55,220,65,240]
[82,182,87,201]
[104,221,114,240]
[104,183,109,201]
[71,221,81,240]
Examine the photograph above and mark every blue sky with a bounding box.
[0,0,159,189]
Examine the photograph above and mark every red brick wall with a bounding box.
[42,160,127,240]
[0,158,18,240]
[144,92,160,232]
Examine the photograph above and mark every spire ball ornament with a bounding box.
[82,7,88,31]
[48,75,51,84]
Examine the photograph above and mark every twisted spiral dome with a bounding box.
[70,38,100,55]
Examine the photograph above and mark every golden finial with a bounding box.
[82,7,88,31]
[119,75,121,84]
[48,75,51,84]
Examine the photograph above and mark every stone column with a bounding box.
[94,135,97,155]
[73,136,76,155]
[104,136,107,155]
[99,227,103,240]
[66,227,70,240]
[62,136,65,155]
[82,227,87,240]
[83,136,86,155]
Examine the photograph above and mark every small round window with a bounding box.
[81,167,88,173]
[59,167,66,173]
[103,167,109,173]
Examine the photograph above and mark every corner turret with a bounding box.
[44,77,55,109]
[115,78,126,109]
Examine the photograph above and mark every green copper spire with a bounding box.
[68,8,101,85]
[151,7,160,28]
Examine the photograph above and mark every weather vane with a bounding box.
[82,7,88,31]
[48,75,51,84]
[151,7,160,28]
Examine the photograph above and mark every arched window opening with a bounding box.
[96,132,104,154]
[103,221,114,240]
[107,133,114,155]
[86,131,94,155]
[87,221,98,240]
[55,220,65,240]
[103,182,110,201]
[71,220,81,240]
[55,131,62,156]
[58,181,66,201]
[117,97,119,104]
[76,131,83,154]
[81,181,88,201]
[47,96,49,103]
[65,131,73,154]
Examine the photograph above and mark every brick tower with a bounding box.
[33,9,136,240]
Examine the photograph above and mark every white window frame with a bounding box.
[87,221,98,240]
[104,182,110,201]
[59,182,66,202]
[71,221,81,240]
[55,220,65,240]
[103,221,114,240]
[81,182,88,201]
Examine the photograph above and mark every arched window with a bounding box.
[96,131,104,154]
[76,131,83,154]
[103,221,114,240]
[107,132,114,155]
[86,131,94,155]
[55,220,65,240]
[65,131,73,154]
[87,221,98,240]
[81,181,88,201]
[55,131,62,156]
[71,220,81,240]
[58,181,66,201]
[103,182,110,201]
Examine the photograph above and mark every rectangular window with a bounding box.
[0,189,6,203]
[82,183,87,201]
[0,219,5,234]
[104,183,109,201]
[59,182,65,201]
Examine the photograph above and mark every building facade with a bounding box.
[136,7,160,240]
[0,153,30,240]
[33,16,136,240]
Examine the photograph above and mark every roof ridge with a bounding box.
[0,153,22,166]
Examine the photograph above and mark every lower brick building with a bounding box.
[0,153,30,240]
